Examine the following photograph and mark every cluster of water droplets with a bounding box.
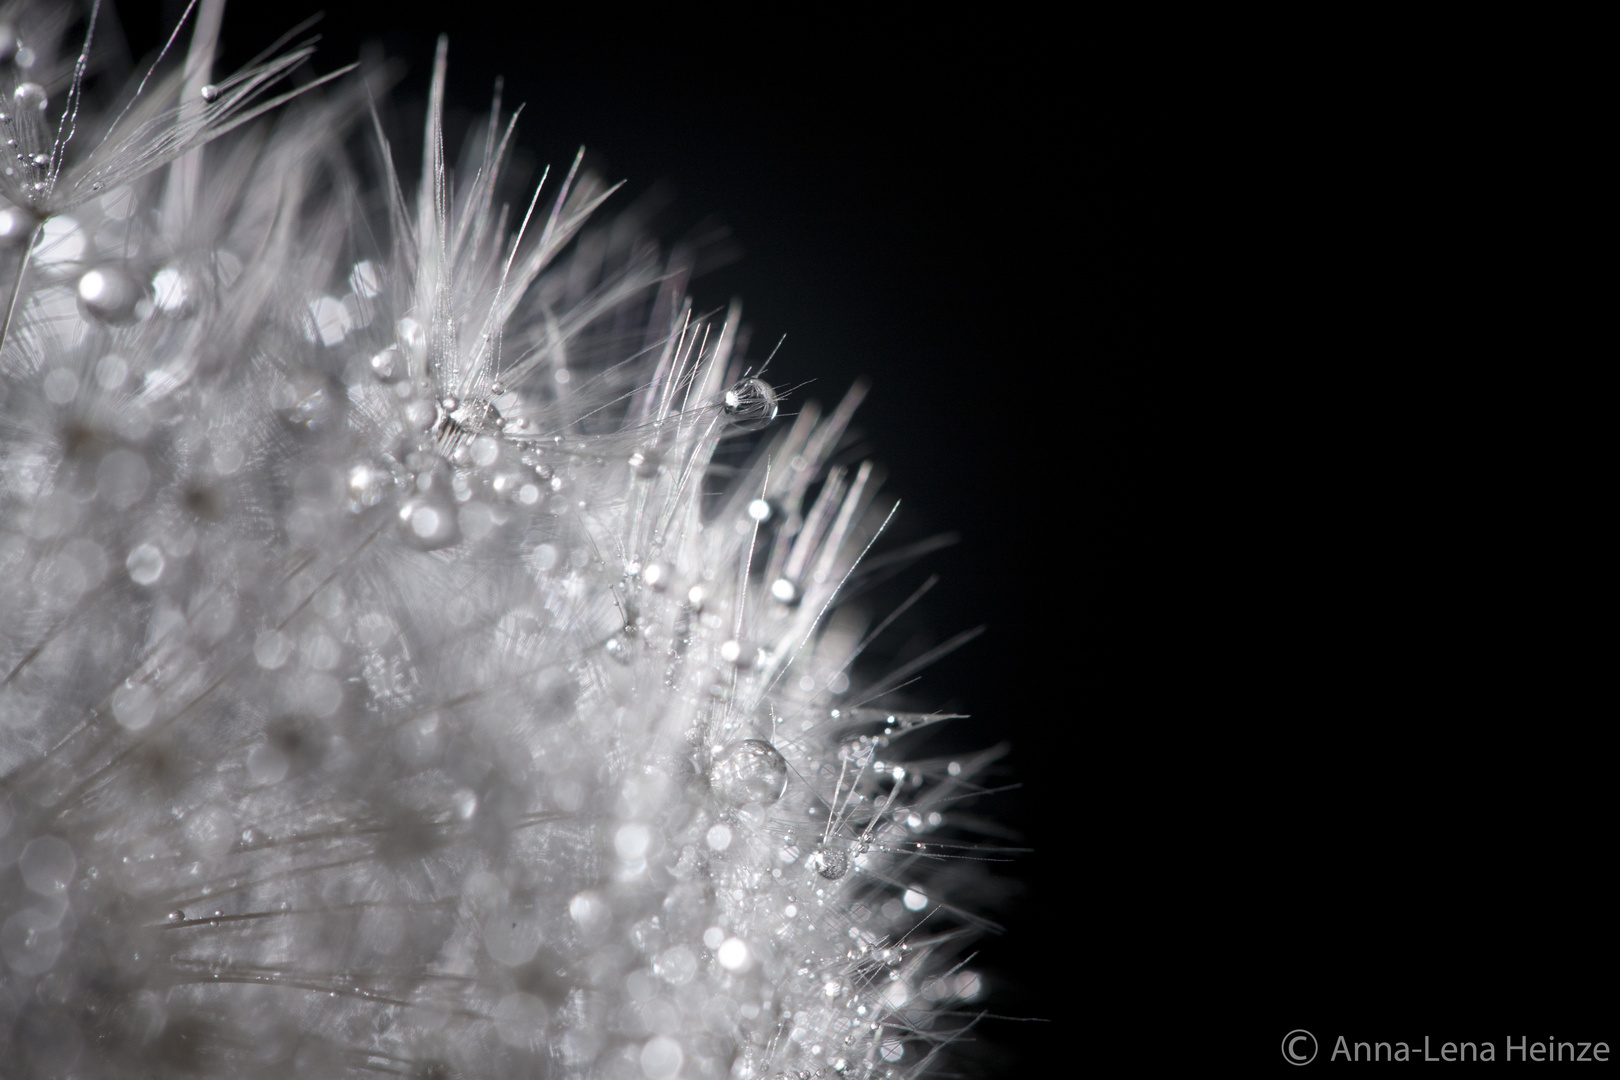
[0,12,1002,1080]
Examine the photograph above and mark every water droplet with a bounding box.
[346,461,393,511]
[604,634,631,665]
[770,577,799,604]
[716,936,752,972]
[125,544,165,587]
[722,377,779,429]
[200,83,219,102]
[628,446,661,478]
[366,345,400,382]
[12,82,46,112]
[167,910,185,922]
[710,739,789,807]
[77,265,142,323]
[397,491,459,550]
[811,848,849,880]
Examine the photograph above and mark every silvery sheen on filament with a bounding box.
[0,5,1003,1077]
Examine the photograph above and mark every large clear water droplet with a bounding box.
[628,446,661,478]
[722,377,778,430]
[710,739,789,807]
[369,345,403,382]
[811,847,848,880]
[11,82,46,112]
[77,266,142,323]
[397,474,459,550]
[0,206,34,245]
[346,461,393,512]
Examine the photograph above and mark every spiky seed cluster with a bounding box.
[0,6,1000,1078]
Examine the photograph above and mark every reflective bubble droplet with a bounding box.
[811,847,849,880]
[604,634,632,665]
[347,462,392,511]
[200,83,220,102]
[125,544,165,587]
[77,265,142,323]
[0,206,33,245]
[12,82,46,112]
[398,492,459,550]
[369,345,402,381]
[628,447,661,478]
[167,909,185,922]
[710,739,789,807]
[722,377,779,429]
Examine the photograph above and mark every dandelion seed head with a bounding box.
[0,7,1002,1076]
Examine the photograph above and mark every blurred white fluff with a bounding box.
[0,3,999,1077]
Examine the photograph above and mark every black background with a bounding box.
[102,2,1079,1074]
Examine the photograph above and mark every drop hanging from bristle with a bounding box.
[723,376,779,429]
